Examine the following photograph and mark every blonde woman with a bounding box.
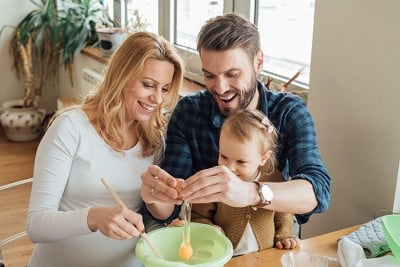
[26,31,184,267]
[191,110,299,255]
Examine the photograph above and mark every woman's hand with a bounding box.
[140,165,182,205]
[87,206,144,240]
[141,165,184,220]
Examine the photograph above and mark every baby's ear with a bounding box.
[260,150,273,166]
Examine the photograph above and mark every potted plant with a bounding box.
[127,9,149,32]
[96,8,148,56]
[0,0,109,141]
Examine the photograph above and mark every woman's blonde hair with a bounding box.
[220,110,278,173]
[83,31,184,156]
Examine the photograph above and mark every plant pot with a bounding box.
[96,28,128,57]
[0,99,46,142]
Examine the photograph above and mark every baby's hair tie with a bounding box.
[261,117,274,133]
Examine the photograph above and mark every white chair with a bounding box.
[0,178,33,267]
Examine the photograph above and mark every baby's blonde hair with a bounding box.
[220,110,278,173]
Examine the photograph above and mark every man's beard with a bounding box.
[240,78,258,110]
[220,77,258,118]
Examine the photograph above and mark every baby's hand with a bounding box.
[167,218,185,227]
[276,238,300,249]
[212,224,224,234]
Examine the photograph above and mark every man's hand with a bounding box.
[181,165,259,207]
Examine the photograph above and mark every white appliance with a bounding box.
[81,68,104,97]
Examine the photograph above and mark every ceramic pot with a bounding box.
[0,99,46,142]
[96,28,128,57]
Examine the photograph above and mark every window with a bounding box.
[175,0,224,50]
[173,0,226,82]
[125,0,158,33]
[257,0,315,86]
[107,0,315,88]
[105,0,158,33]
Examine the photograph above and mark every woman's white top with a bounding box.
[27,109,153,267]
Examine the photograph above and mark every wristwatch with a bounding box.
[253,181,274,207]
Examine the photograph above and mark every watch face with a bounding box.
[261,184,274,201]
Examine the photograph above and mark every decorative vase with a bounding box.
[96,27,128,57]
[0,99,46,142]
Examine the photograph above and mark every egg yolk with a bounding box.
[179,243,193,261]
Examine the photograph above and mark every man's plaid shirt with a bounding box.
[160,81,331,224]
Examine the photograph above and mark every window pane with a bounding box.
[175,0,224,50]
[126,0,158,33]
[257,0,315,86]
[103,0,114,21]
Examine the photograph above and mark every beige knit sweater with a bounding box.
[191,168,296,251]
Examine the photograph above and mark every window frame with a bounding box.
[113,0,310,90]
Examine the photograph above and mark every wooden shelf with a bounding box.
[82,46,108,64]
[180,79,203,96]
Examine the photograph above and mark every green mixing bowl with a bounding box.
[382,214,400,262]
[135,222,233,267]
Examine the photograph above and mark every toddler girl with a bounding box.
[191,109,299,256]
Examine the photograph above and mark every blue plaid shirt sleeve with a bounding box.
[143,98,194,224]
[154,92,217,223]
[268,92,331,224]
[160,98,194,179]
[160,91,220,179]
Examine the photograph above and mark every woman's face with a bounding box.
[123,59,174,123]
[218,130,268,181]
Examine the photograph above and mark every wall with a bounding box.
[58,53,106,103]
[0,1,102,113]
[303,0,400,238]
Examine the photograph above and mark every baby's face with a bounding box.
[218,131,265,181]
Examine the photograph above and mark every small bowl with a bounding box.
[135,222,233,267]
[280,251,339,267]
[382,214,400,262]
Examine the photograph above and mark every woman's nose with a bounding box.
[151,89,163,104]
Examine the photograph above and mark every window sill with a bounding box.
[82,47,108,64]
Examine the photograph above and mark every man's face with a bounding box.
[200,48,263,117]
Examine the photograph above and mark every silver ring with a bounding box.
[150,188,155,195]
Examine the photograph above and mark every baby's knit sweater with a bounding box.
[191,168,296,251]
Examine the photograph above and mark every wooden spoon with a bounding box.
[100,177,164,259]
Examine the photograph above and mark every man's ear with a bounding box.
[254,50,264,75]
[260,150,272,166]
